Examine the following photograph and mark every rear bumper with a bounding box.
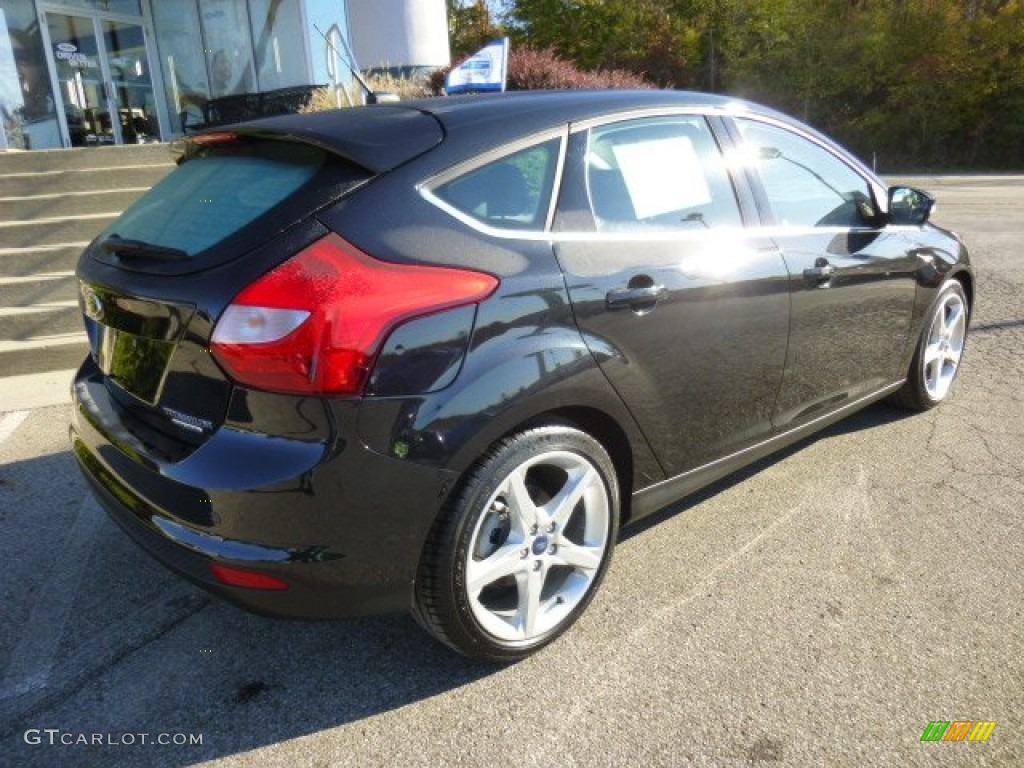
[71,359,457,618]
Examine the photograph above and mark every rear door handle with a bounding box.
[605,284,667,311]
[803,260,835,283]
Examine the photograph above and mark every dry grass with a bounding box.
[299,73,433,113]
[365,72,432,100]
[299,87,343,113]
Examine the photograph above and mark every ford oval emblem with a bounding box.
[56,42,78,53]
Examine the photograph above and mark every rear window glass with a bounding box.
[102,141,330,257]
[433,138,560,231]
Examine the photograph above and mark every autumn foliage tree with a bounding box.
[490,0,1024,169]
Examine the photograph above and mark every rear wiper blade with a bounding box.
[101,234,188,261]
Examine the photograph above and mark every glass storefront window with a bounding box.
[3,1,362,148]
[249,0,307,91]
[151,0,209,134]
[200,0,256,98]
[0,1,60,150]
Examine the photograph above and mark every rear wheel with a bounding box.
[413,426,619,662]
[891,280,969,410]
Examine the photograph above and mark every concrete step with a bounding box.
[0,244,88,279]
[0,303,83,341]
[0,165,171,197]
[0,333,88,377]
[0,214,117,250]
[0,145,174,385]
[0,273,78,307]
[0,144,173,174]
[0,188,150,221]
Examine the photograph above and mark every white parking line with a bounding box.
[0,271,75,285]
[0,410,29,443]
[0,333,85,352]
[0,370,76,411]
[0,212,120,228]
[0,495,105,699]
[0,301,79,316]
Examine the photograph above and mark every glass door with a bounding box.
[44,11,160,146]
[46,12,112,146]
[102,19,159,144]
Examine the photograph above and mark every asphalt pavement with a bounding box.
[0,176,1021,767]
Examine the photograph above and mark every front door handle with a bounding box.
[605,284,667,311]
[803,259,835,284]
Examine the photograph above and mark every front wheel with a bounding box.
[891,279,969,410]
[413,426,619,662]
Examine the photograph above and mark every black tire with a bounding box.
[890,279,969,411]
[413,425,619,662]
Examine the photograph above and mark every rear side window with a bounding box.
[100,140,366,259]
[433,138,560,231]
[586,116,741,231]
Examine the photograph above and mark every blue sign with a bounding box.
[446,38,509,94]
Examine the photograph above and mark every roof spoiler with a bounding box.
[169,106,444,174]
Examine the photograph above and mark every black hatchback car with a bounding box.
[71,90,972,661]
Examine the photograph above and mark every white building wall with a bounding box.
[347,0,450,71]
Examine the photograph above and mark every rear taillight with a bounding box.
[210,234,498,395]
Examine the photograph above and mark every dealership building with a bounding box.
[0,0,450,151]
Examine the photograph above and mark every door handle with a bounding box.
[605,284,667,311]
[803,260,835,284]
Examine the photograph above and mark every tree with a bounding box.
[497,0,1024,169]
[448,0,507,59]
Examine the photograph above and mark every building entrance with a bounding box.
[42,7,161,146]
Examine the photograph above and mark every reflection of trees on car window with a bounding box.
[739,118,874,228]
[762,146,846,202]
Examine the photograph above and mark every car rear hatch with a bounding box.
[75,107,444,456]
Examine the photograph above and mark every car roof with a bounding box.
[410,89,746,133]
[216,91,753,170]
[216,90,871,182]
[410,90,877,184]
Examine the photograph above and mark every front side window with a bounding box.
[736,118,877,228]
[433,138,560,231]
[585,116,742,231]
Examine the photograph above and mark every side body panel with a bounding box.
[321,161,666,495]
[769,229,919,429]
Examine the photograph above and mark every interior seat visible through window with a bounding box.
[432,138,561,231]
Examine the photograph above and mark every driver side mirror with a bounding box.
[888,186,935,226]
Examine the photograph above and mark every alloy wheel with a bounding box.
[465,450,611,642]
[923,290,967,401]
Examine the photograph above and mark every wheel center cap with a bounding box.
[532,535,549,556]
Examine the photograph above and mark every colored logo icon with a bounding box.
[920,720,997,742]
